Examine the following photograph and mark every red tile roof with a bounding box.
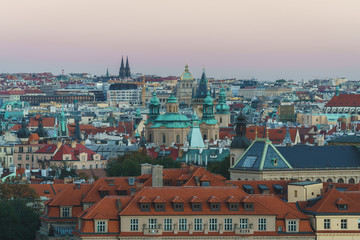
[51,143,97,161]
[325,94,360,107]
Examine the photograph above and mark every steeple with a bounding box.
[36,116,48,138]
[125,56,131,78]
[230,112,250,149]
[283,126,293,146]
[188,113,205,148]
[17,118,30,139]
[336,85,340,96]
[58,105,68,137]
[215,84,230,114]
[195,69,208,99]
[146,91,160,124]
[119,56,125,79]
[73,115,81,141]
[106,68,109,78]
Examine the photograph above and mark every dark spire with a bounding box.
[17,118,30,139]
[36,117,48,137]
[119,56,125,79]
[195,69,208,99]
[106,68,109,78]
[73,116,81,141]
[125,56,131,78]
[230,112,250,149]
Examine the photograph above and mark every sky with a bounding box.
[1,0,360,81]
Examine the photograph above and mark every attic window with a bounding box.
[338,204,348,210]
[228,203,239,211]
[191,203,202,211]
[271,158,278,166]
[173,203,184,211]
[243,185,254,194]
[244,202,254,211]
[201,181,210,186]
[273,184,284,194]
[210,203,220,211]
[139,203,150,212]
[154,203,165,212]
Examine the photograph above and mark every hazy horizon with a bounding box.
[1,0,360,81]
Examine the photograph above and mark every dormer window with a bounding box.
[139,203,150,211]
[241,196,254,211]
[171,196,184,211]
[138,197,151,212]
[208,196,221,211]
[192,203,202,211]
[243,185,254,194]
[226,196,240,211]
[336,198,348,210]
[338,204,348,210]
[154,203,165,212]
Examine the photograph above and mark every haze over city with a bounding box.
[1,0,360,80]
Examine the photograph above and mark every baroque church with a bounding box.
[144,65,230,146]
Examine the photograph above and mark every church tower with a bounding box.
[119,57,126,79]
[199,92,219,141]
[57,106,68,138]
[230,112,250,167]
[177,65,194,107]
[192,69,209,118]
[215,85,231,127]
[125,56,131,78]
[144,91,160,142]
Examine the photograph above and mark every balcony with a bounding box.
[143,228,163,235]
[234,224,253,235]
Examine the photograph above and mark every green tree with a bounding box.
[0,199,39,240]
[207,156,230,179]
[106,152,180,177]
[0,182,39,201]
[276,79,286,84]
[51,163,77,179]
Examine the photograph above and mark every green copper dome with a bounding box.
[150,91,160,105]
[150,113,191,128]
[167,94,178,103]
[204,92,213,105]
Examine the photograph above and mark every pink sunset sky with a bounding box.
[1,0,360,81]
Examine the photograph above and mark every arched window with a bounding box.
[215,134,217,140]
[220,118,222,123]
[176,135,180,144]
[82,165,85,169]
[203,134,207,140]
[326,178,333,183]
[173,106,176,112]
[348,178,355,184]
[162,134,166,144]
[316,179,322,183]
[337,178,344,183]
[305,178,311,181]
[149,134,152,142]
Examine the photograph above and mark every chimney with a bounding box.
[140,163,152,175]
[152,165,163,187]
[71,140,77,149]
[116,199,122,211]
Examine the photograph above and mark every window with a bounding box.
[229,203,239,211]
[179,219,187,231]
[239,218,248,229]
[191,203,202,211]
[287,220,297,232]
[324,219,330,229]
[358,219,360,229]
[194,218,202,231]
[164,219,172,231]
[154,203,165,212]
[210,203,220,211]
[96,221,106,232]
[148,219,157,229]
[61,207,70,217]
[173,203,184,211]
[209,218,217,231]
[294,190,298,197]
[244,203,254,211]
[130,219,138,231]
[338,204,348,210]
[140,203,150,211]
[258,218,266,231]
[18,155,22,161]
[341,219,347,229]
[162,134,166,144]
[19,147,23,153]
[176,135,180,144]
[225,218,233,231]
[26,155,29,161]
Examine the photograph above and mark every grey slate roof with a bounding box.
[277,145,360,169]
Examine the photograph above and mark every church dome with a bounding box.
[150,91,160,104]
[167,94,178,103]
[204,92,213,105]
[180,64,194,81]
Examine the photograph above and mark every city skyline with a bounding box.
[1,0,360,81]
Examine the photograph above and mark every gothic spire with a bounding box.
[119,56,125,79]
[125,56,131,78]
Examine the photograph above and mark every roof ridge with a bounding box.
[82,195,109,219]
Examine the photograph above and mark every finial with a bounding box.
[185,64,189,72]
